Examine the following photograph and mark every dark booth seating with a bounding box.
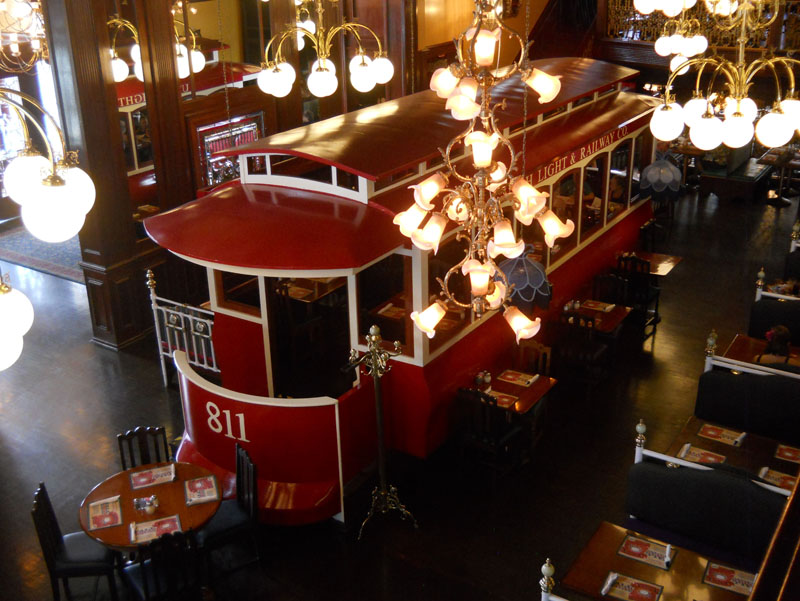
[694,370,800,446]
[785,249,800,280]
[747,298,800,345]
[626,460,785,567]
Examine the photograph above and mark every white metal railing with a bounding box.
[146,270,219,387]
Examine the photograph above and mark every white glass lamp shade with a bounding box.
[683,0,698,7]
[371,56,394,84]
[445,195,469,222]
[60,166,97,214]
[633,0,656,14]
[176,44,191,79]
[22,194,87,243]
[487,219,525,259]
[453,77,479,102]
[4,154,49,206]
[464,131,500,168]
[299,18,316,35]
[133,61,144,82]
[0,334,23,371]
[6,0,33,19]
[523,69,562,104]
[661,0,683,17]
[536,209,574,248]
[190,48,206,73]
[689,113,723,150]
[485,280,506,309]
[512,179,548,226]
[430,67,459,99]
[274,61,297,85]
[393,202,428,237]
[129,43,141,64]
[722,113,755,148]
[110,55,130,82]
[669,54,690,76]
[704,0,738,16]
[408,173,446,210]
[257,68,275,95]
[411,301,446,338]
[410,213,447,253]
[503,306,541,343]
[350,60,376,93]
[307,67,338,98]
[683,97,708,128]
[490,162,507,183]
[349,53,372,73]
[654,36,673,57]
[311,57,336,76]
[755,110,794,148]
[780,98,800,130]
[462,259,495,295]
[650,103,685,141]
[0,286,34,338]
[467,26,501,66]
[724,97,758,122]
[296,30,306,50]
[690,35,708,56]
[445,94,481,121]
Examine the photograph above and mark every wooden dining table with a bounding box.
[631,251,683,277]
[79,461,221,551]
[484,369,557,416]
[577,300,632,335]
[722,333,800,364]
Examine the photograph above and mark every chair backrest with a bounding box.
[517,338,552,376]
[235,444,259,522]
[118,426,171,470]
[617,254,651,276]
[132,531,200,600]
[592,272,629,305]
[31,482,64,575]
[457,388,513,445]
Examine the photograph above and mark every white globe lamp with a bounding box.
[0,335,23,371]
[190,48,206,73]
[3,153,49,205]
[350,60,376,93]
[371,56,394,85]
[689,113,724,150]
[257,68,275,95]
[110,55,130,82]
[724,97,758,122]
[779,97,800,130]
[669,54,690,76]
[307,68,338,98]
[722,113,754,148]
[755,110,794,148]
[0,286,34,339]
[311,57,336,76]
[650,103,685,141]
[683,96,708,128]
[175,44,191,79]
[633,0,656,14]
[654,36,672,57]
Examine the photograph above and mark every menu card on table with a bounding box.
[697,423,746,447]
[775,444,800,464]
[617,535,674,570]
[129,515,182,544]
[130,464,176,490]
[759,467,797,491]
[703,562,755,595]
[497,370,539,387]
[491,392,518,409]
[678,443,726,464]
[88,495,123,531]
[184,475,220,506]
[581,300,616,312]
[603,573,663,601]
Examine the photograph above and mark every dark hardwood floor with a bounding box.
[0,190,796,601]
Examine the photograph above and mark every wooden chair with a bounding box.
[122,531,200,601]
[615,255,661,339]
[117,426,171,471]
[31,482,118,601]
[456,388,527,472]
[196,444,260,571]
[516,338,552,376]
[554,311,610,386]
[592,271,629,306]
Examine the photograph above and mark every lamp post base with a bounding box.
[358,484,418,540]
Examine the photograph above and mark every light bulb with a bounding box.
[410,302,446,338]
[60,165,96,215]
[690,34,708,56]
[296,30,305,50]
[633,0,657,14]
[176,54,191,80]
[8,0,32,19]
[393,203,428,237]
[408,172,446,210]
[299,17,316,35]
[257,68,275,95]
[649,103,685,141]
[661,0,683,17]
[722,113,754,148]
[536,209,574,248]
[0,335,23,371]
[190,48,206,73]
[307,68,338,98]
[503,306,541,343]
[371,56,394,84]
[705,0,738,16]
[0,286,34,338]
[523,68,562,104]
[755,110,794,148]
[4,154,49,205]
[683,96,708,128]
[462,259,495,295]
[110,56,130,82]
[430,67,459,98]
[689,113,723,151]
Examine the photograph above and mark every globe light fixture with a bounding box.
[0,272,34,371]
[0,0,47,73]
[258,0,393,98]
[395,0,564,341]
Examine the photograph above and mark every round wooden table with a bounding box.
[79,461,221,551]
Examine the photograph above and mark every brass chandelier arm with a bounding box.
[331,22,386,58]
[709,0,782,33]
[442,125,477,184]
[265,26,319,65]
[107,17,140,52]
[0,87,68,173]
[173,18,198,50]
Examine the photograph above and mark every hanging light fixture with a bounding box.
[0,270,34,371]
[257,0,393,98]
[393,0,567,342]
[645,0,800,150]
[0,0,47,73]
[1,88,96,243]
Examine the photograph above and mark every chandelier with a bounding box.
[0,0,47,73]
[646,0,800,150]
[393,0,570,342]
[1,88,96,243]
[0,269,34,371]
[256,0,393,98]
[107,16,205,83]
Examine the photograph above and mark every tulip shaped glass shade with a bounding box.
[755,111,794,148]
[307,66,338,98]
[446,94,481,121]
[490,162,507,182]
[467,26,500,66]
[683,97,708,128]
[371,56,394,85]
[536,209,574,248]
[409,173,446,210]
[649,103,685,141]
[3,154,49,205]
[454,77,479,102]
[190,49,206,73]
[393,203,428,237]
[633,0,656,13]
[465,131,500,168]
[722,113,755,148]
[512,179,548,225]
[0,287,34,338]
[641,160,682,193]
[503,306,541,343]
[724,97,757,122]
[111,55,130,82]
[411,301,447,338]
[780,98,800,129]
[485,281,506,309]
[430,67,459,98]
[410,212,447,253]
[498,247,552,307]
[523,69,562,103]
[488,219,525,259]
[0,334,23,371]
[466,261,493,295]
[689,113,724,150]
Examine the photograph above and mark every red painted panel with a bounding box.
[212,312,268,396]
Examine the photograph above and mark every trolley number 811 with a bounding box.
[206,401,250,442]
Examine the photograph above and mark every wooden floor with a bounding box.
[1,190,797,601]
